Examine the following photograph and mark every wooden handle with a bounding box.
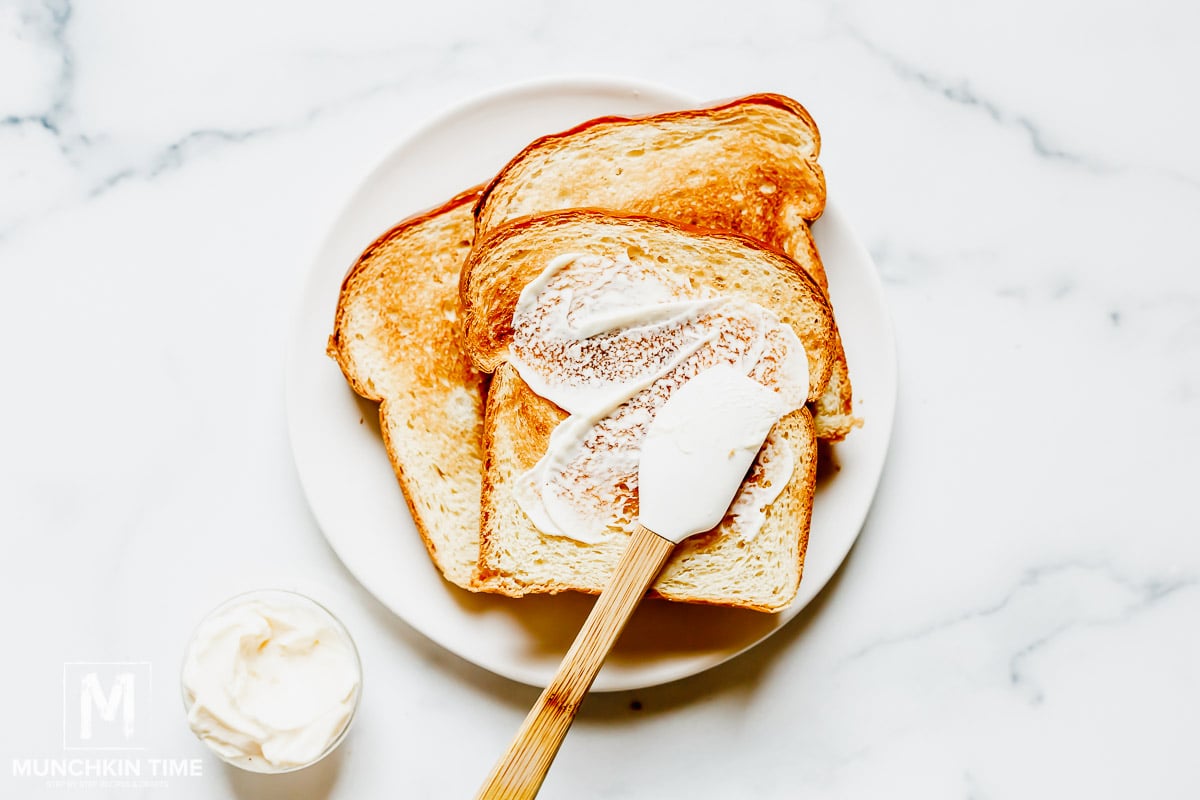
[476,524,675,799]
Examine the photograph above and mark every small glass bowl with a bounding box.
[180,588,363,774]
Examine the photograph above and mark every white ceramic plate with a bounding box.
[286,77,896,691]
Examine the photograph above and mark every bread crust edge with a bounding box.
[326,186,484,590]
[460,208,832,376]
[473,92,822,229]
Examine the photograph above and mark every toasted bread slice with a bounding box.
[327,189,484,588]
[473,93,857,439]
[460,211,837,610]
[476,93,827,288]
[479,365,816,611]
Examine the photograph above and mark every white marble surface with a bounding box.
[3,0,1199,797]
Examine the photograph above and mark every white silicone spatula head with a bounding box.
[638,364,785,543]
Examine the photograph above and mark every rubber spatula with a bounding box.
[476,365,784,799]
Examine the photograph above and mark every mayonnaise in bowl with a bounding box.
[181,589,362,773]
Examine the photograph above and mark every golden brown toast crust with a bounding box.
[328,187,485,588]
[460,209,838,406]
[330,188,480,388]
[475,93,828,289]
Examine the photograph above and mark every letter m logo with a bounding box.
[63,663,152,750]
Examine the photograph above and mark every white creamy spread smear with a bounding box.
[509,252,809,544]
[182,591,361,772]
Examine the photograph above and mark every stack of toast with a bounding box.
[328,94,858,612]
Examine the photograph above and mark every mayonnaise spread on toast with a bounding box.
[509,252,809,544]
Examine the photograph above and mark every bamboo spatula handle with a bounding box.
[476,524,675,800]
